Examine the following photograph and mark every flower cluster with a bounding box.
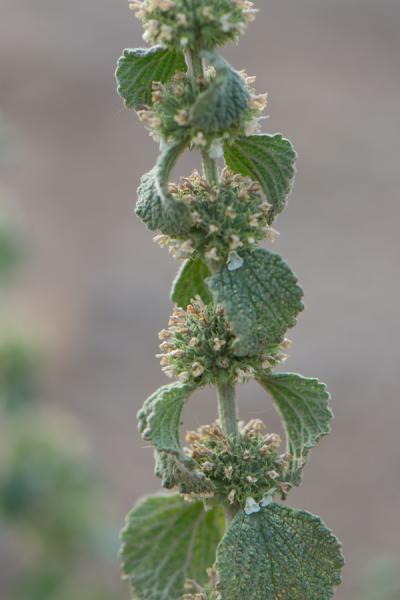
[155,169,278,266]
[158,301,290,385]
[185,420,291,509]
[137,69,267,145]
[129,0,257,49]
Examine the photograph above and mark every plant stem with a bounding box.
[217,383,238,437]
[186,47,239,442]
[218,383,240,520]
[202,151,219,186]
[185,47,220,186]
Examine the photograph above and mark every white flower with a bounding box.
[174,109,189,126]
[228,489,237,504]
[208,139,224,159]
[265,227,280,242]
[229,234,243,250]
[192,131,207,147]
[260,493,274,508]
[244,497,261,515]
[191,362,205,378]
[212,337,226,351]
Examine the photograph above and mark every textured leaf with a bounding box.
[207,249,303,356]
[190,52,249,133]
[171,255,212,307]
[121,494,226,600]
[116,46,186,109]
[135,140,191,234]
[138,382,195,462]
[216,503,344,600]
[257,372,333,485]
[138,383,211,493]
[224,134,297,221]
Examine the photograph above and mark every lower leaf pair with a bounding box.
[121,494,344,600]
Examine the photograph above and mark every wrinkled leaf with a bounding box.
[217,503,344,600]
[207,249,303,356]
[190,52,249,133]
[138,382,195,463]
[257,372,333,485]
[138,383,211,493]
[121,494,226,600]
[116,46,186,109]
[135,139,191,234]
[171,255,212,307]
[224,134,296,221]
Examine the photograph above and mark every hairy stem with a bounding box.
[185,47,220,186]
[218,383,240,520]
[217,383,239,437]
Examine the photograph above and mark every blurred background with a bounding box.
[0,0,399,598]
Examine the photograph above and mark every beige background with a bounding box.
[1,0,400,597]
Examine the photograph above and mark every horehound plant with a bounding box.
[116,2,344,599]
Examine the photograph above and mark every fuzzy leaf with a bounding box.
[257,372,333,485]
[116,46,186,109]
[135,140,191,234]
[171,255,212,308]
[216,503,344,600]
[121,494,226,600]
[190,52,249,133]
[224,134,296,221]
[207,249,303,356]
[138,382,195,462]
[138,383,211,493]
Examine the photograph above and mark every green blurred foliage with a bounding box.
[0,129,122,599]
[0,337,38,412]
[0,222,21,282]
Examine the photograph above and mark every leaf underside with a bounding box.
[190,52,249,133]
[207,248,304,357]
[171,255,212,308]
[216,503,344,600]
[138,382,195,461]
[135,140,191,234]
[121,494,226,600]
[138,383,211,492]
[257,372,333,484]
[116,46,186,109]
[224,134,296,222]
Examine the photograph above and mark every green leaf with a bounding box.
[207,248,303,356]
[224,134,297,221]
[138,383,212,493]
[121,494,226,600]
[171,255,212,308]
[135,140,191,234]
[116,46,186,109]
[216,503,344,600]
[138,382,195,463]
[190,52,249,133]
[257,372,333,485]
[0,224,21,282]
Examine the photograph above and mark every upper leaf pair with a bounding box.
[117,47,249,136]
[116,45,297,224]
